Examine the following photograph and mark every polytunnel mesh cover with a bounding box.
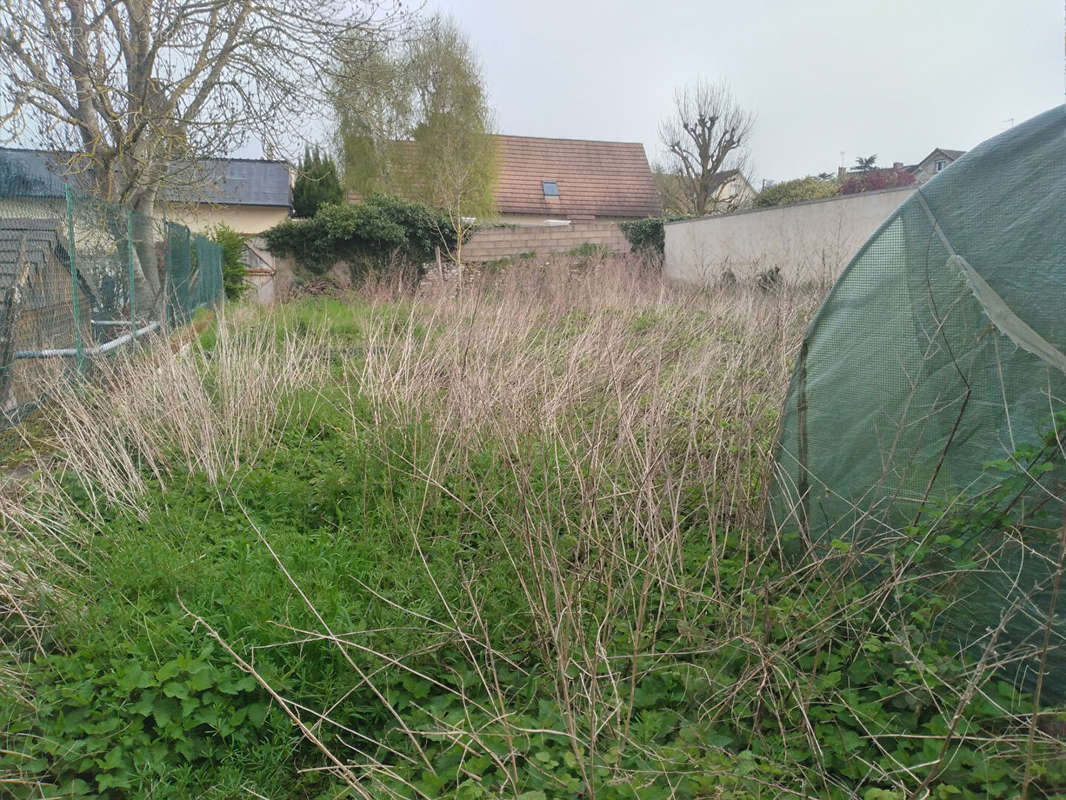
[770,105,1066,696]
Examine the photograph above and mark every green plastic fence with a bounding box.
[0,150,224,420]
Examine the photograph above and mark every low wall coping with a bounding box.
[663,185,916,227]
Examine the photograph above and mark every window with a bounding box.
[935,160,946,172]
[542,180,559,197]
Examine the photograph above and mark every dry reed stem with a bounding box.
[3,256,1060,796]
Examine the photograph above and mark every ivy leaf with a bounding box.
[152,698,180,729]
[129,692,158,717]
[186,664,215,692]
[116,663,154,692]
[162,681,189,700]
[246,702,269,727]
[99,746,126,771]
[193,704,220,729]
[181,694,202,717]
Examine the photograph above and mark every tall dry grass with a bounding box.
[2,255,1061,796]
[0,305,330,688]
[33,305,328,511]
[316,259,1059,796]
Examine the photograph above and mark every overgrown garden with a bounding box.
[0,261,1063,799]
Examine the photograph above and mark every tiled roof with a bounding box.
[493,135,660,220]
[704,169,744,193]
[0,148,292,208]
[0,219,67,287]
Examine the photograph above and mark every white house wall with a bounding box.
[166,202,290,236]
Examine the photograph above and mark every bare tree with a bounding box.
[658,78,754,217]
[0,0,404,312]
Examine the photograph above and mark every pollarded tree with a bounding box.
[293,147,345,218]
[0,0,405,313]
[659,78,754,217]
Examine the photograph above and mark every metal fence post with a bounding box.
[126,210,137,339]
[162,210,170,328]
[65,184,84,372]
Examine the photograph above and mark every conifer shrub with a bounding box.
[210,223,249,301]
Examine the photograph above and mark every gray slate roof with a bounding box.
[0,148,291,208]
[0,149,71,198]
[0,219,96,311]
[164,158,292,207]
[0,219,69,288]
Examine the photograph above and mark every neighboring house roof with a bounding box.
[0,218,69,284]
[0,148,71,198]
[0,147,292,208]
[704,169,746,194]
[165,159,292,207]
[493,135,660,220]
[905,147,966,174]
[928,148,965,162]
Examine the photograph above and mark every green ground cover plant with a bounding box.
[0,258,1062,798]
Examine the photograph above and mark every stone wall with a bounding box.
[664,187,915,287]
[462,221,630,262]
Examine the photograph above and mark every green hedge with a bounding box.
[264,195,463,278]
[753,176,839,208]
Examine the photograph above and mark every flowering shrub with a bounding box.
[839,167,916,195]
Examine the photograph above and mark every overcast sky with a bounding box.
[431,0,1064,185]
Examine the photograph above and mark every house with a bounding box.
[905,148,966,183]
[654,168,755,216]
[163,158,293,235]
[0,218,94,411]
[0,147,293,235]
[348,134,662,224]
[478,135,658,224]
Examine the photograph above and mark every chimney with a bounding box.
[892,161,903,170]
[837,166,846,180]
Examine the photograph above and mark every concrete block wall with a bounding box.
[664,187,915,287]
[462,221,630,262]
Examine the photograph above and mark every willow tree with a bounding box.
[0,0,404,312]
[334,14,497,249]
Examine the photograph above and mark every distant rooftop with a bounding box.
[0,148,292,208]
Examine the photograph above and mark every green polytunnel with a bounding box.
[770,105,1066,693]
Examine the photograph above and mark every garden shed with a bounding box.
[0,218,94,411]
[770,105,1066,693]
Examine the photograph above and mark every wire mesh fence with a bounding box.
[0,151,223,425]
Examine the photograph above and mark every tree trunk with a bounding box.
[129,191,166,321]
